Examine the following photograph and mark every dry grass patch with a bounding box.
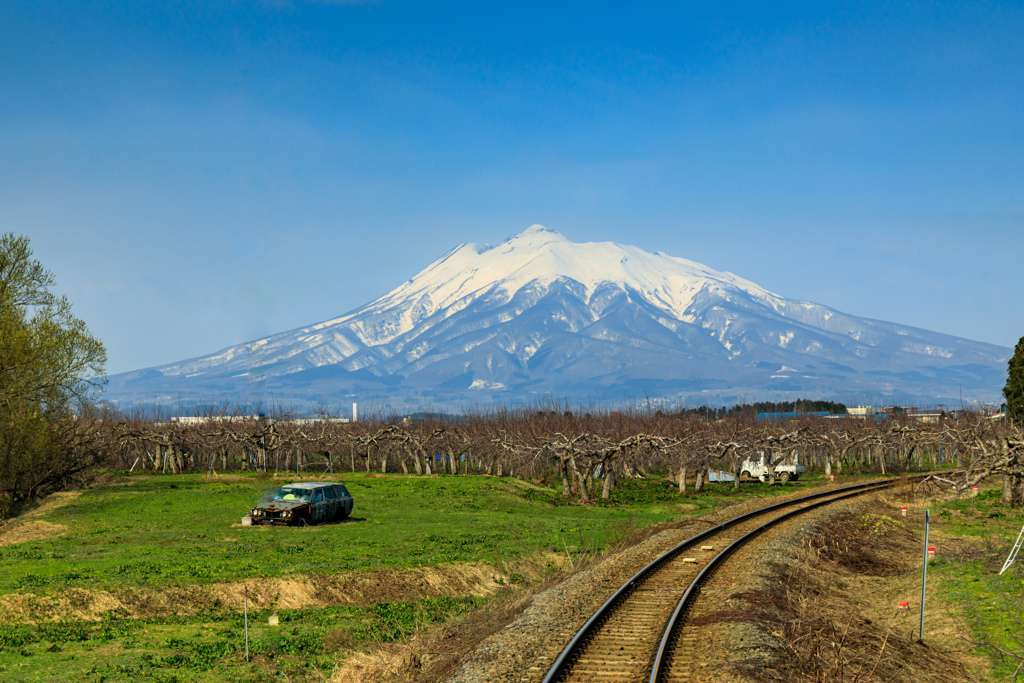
[0,491,79,545]
[0,556,560,623]
[0,520,66,546]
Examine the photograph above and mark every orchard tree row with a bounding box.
[86,406,1024,505]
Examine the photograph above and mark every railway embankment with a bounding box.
[442,479,1022,683]
[447,481,885,683]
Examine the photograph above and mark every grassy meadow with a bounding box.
[927,488,1024,680]
[0,471,823,681]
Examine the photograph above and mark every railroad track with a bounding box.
[540,479,898,683]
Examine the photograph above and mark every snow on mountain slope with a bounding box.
[340,225,774,331]
[106,225,1011,407]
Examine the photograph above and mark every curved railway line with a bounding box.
[540,478,902,683]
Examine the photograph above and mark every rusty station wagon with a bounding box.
[250,482,354,526]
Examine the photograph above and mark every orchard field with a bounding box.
[0,405,1021,681]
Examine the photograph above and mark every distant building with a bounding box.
[904,408,944,423]
[168,415,258,425]
[168,415,350,426]
[756,411,832,421]
[847,406,876,417]
[291,417,351,426]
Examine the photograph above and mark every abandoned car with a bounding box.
[249,482,354,526]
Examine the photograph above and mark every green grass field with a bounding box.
[0,472,822,593]
[0,471,823,682]
[929,489,1024,680]
[0,597,486,682]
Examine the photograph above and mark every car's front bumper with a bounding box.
[250,510,297,525]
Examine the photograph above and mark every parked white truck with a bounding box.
[740,451,806,483]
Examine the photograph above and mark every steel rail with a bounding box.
[541,478,893,683]
[648,482,891,682]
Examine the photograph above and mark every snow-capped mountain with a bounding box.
[107,225,1010,409]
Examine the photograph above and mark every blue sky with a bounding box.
[3,1,1022,374]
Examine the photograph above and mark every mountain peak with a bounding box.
[106,224,1011,408]
[375,225,779,327]
[521,223,562,237]
[502,224,567,245]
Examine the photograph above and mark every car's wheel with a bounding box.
[791,474,800,481]
[297,515,310,527]
[780,472,791,483]
[741,470,751,479]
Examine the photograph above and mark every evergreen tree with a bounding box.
[1006,336,1024,420]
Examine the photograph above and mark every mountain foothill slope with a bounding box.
[106,225,1010,409]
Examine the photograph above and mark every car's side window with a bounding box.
[313,490,323,503]
[324,487,337,500]
[338,485,349,497]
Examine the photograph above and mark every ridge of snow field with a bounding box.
[313,224,785,336]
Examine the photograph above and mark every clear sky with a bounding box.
[3,1,1022,375]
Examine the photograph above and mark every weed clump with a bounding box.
[804,510,914,577]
